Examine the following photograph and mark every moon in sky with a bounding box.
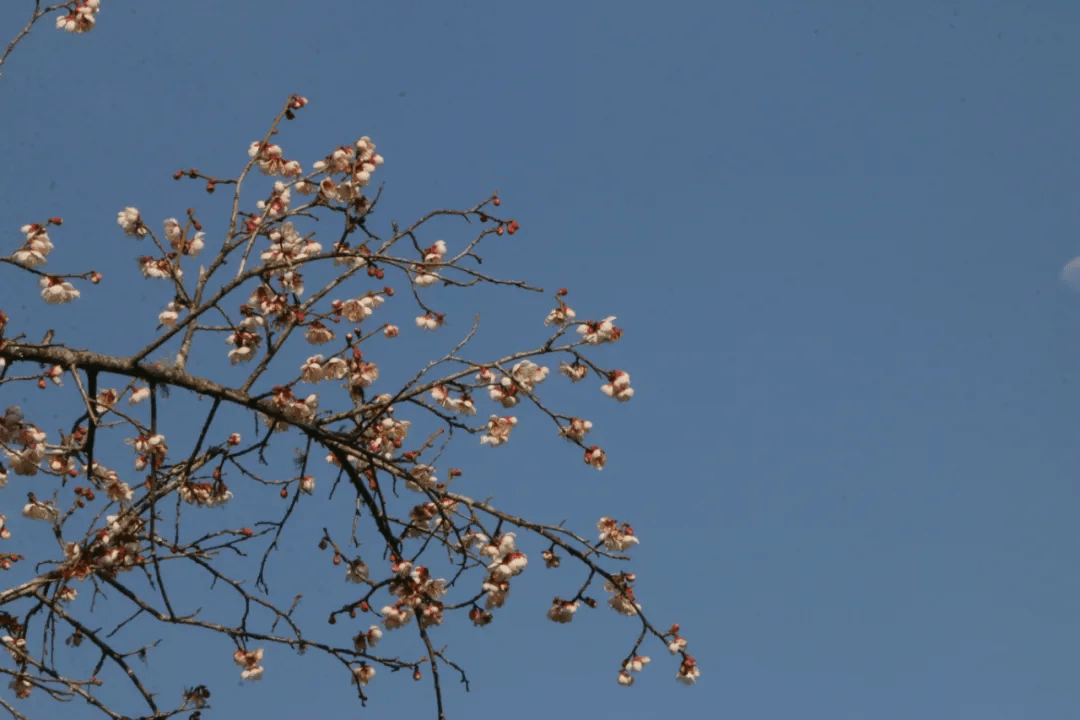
[1061,256,1080,291]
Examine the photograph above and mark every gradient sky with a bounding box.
[2,1,1080,718]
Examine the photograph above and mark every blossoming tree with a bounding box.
[0,3,697,718]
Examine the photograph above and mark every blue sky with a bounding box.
[2,1,1079,718]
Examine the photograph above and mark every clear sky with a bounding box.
[2,1,1079,718]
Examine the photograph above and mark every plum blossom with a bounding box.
[233,648,265,681]
[384,324,399,338]
[158,302,179,329]
[559,361,588,382]
[257,181,292,217]
[597,517,640,551]
[117,207,147,238]
[352,625,382,652]
[676,657,700,685]
[577,316,622,344]
[226,331,260,364]
[406,465,437,493]
[617,670,635,686]
[601,371,635,402]
[129,386,150,405]
[668,635,688,655]
[584,445,606,470]
[416,313,442,331]
[345,559,369,584]
[510,360,549,390]
[546,598,580,624]
[13,224,54,268]
[39,276,80,304]
[488,377,520,408]
[305,321,334,345]
[544,302,576,326]
[248,142,295,176]
[560,417,593,442]
[380,604,413,630]
[335,294,383,323]
[22,497,59,523]
[430,385,476,415]
[0,515,9,539]
[352,665,376,686]
[56,1,100,34]
[624,655,651,673]
[480,415,517,446]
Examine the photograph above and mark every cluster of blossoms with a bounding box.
[577,316,622,344]
[117,207,148,238]
[379,563,448,631]
[482,360,549,409]
[55,0,100,33]
[405,497,459,538]
[559,360,589,382]
[248,142,301,178]
[126,433,167,471]
[597,517,640,552]
[262,222,322,269]
[617,655,651,686]
[430,384,477,415]
[479,532,528,609]
[232,648,265,681]
[480,415,518,446]
[58,513,146,582]
[12,223,55,268]
[338,294,387,325]
[264,386,319,427]
[225,330,261,364]
[559,416,594,442]
[604,572,641,616]
[163,218,204,257]
[256,181,292,219]
[178,479,233,507]
[544,299,577,326]
[1,407,47,477]
[583,445,607,470]
[307,136,385,202]
[137,255,180,281]
[414,240,447,287]
[300,355,348,384]
[601,371,635,402]
[89,462,134,503]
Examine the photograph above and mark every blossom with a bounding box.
[624,655,650,673]
[488,378,520,408]
[383,324,399,338]
[345,559,369,584]
[480,415,517,446]
[305,321,334,344]
[601,371,635,402]
[546,598,580,624]
[544,303,576,326]
[510,360,549,390]
[381,604,414,630]
[300,356,324,383]
[299,475,316,494]
[158,302,179,329]
[416,313,441,331]
[353,625,382,652]
[676,657,700,685]
[667,636,687,655]
[584,445,606,470]
[597,517,640,551]
[256,181,292,217]
[226,331,261,364]
[129,386,150,405]
[39,276,80,304]
[559,361,588,382]
[117,207,147,237]
[22,498,59,523]
[560,417,593,442]
[56,0,100,34]
[577,316,622,344]
[13,224,53,267]
[352,665,376,686]
[617,670,635,686]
